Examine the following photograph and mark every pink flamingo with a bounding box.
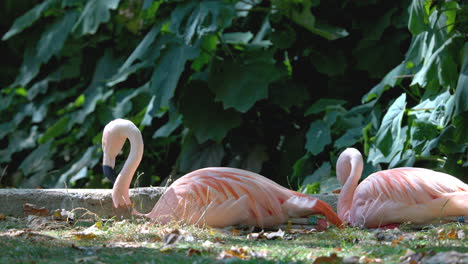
[336,148,468,228]
[102,119,342,228]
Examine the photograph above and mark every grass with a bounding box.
[0,215,466,264]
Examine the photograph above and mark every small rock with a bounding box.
[422,251,468,264]
[342,256,360,264]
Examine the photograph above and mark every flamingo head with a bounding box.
[336,148,363,186]
[102,119,137,184]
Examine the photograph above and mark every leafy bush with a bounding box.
[0,0,466,189]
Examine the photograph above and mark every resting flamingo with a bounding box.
[102,119,342,228]
[336,148,468,228]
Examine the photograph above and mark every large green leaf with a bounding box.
[179,82,241,143]
[38,11,78,62]
[334,127,363,149]
[227,144,269,174]
[411,36,458,91]
[209,50,282,113]
[277,0,348,40]
[170,0,235,44]
[310,49,347,77]
[74,50,121,124]
[55,146,97,188]
[148,40,200,115]
[305,98,347,116]
[108,25,161,86]
[178,133,225,174]
[72,0,120,35]
[408,0,428,35]
[12,11,79,87]
[305,120,331,155]
[372,93,407,157]
[454,43,468,117]
[362,63,408,103]
[410,90,454,127]
[301,161,331,186]
[2,0,57,40]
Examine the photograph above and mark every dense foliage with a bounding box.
[0,0,466,190]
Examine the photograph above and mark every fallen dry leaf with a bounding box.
[359,255,382,263]
[218,246,250,260]
[247,229,285,240]
[0,214,5,220]
[187,248,201,256]
[391,235,405,247]
[163,228,183,245]
[231,229,241,236]
[23,203,49,216]
[312,252,342,264]
[4,230,56,242]
[73,223,104,240]
[52,209,75,222]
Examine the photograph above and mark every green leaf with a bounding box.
[307,20,349,40]
[170,0,235,44]
[2,0,57,40]
[410,119,439,154]
[269,82,310,110]
[179,81,241,143]
[305,120,331,155]
[73,0,120,35]
[18,141,53,177]
[191,34,218,72]
[301,162,331,186]
[37,11,79,62]
[373,93,407,157]
[360,8,397,40]
[362,63,409,103]
[74,50,121,124]
[411,36,458,91]
[153,115,182,139]
[410,90,454,127]
[334,127,363,149]
[178,133,225,173]
[108,25,161,86]
[305,98,346,116]
[443,1,459,33]
[112,84,148,118]
[227,144,269,173]
[454,43,468,117]
[55,146,97,188]
[310,49,347,77]
[148,40,200,115]
[38,115,71,143]
[223,32,254,44]
[408,0,428,35]
[209,50,282,113]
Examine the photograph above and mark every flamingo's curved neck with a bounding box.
[337,155,363,222]
[113,129,144,206]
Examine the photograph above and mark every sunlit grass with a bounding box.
[0,216,466,264]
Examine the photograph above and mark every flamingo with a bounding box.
[101,119,342,228]
[336,148,468,228]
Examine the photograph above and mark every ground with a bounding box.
[0,213,466,264]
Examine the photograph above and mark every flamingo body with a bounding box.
[147,167,341,227]
[102,119,342,228]
[337,148,468,228]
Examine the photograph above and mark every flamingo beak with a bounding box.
[103,153,117,184]
[103,165,117,184]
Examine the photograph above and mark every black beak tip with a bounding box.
[103,165,117,184]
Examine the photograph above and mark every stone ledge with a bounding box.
[0,188,338,218]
